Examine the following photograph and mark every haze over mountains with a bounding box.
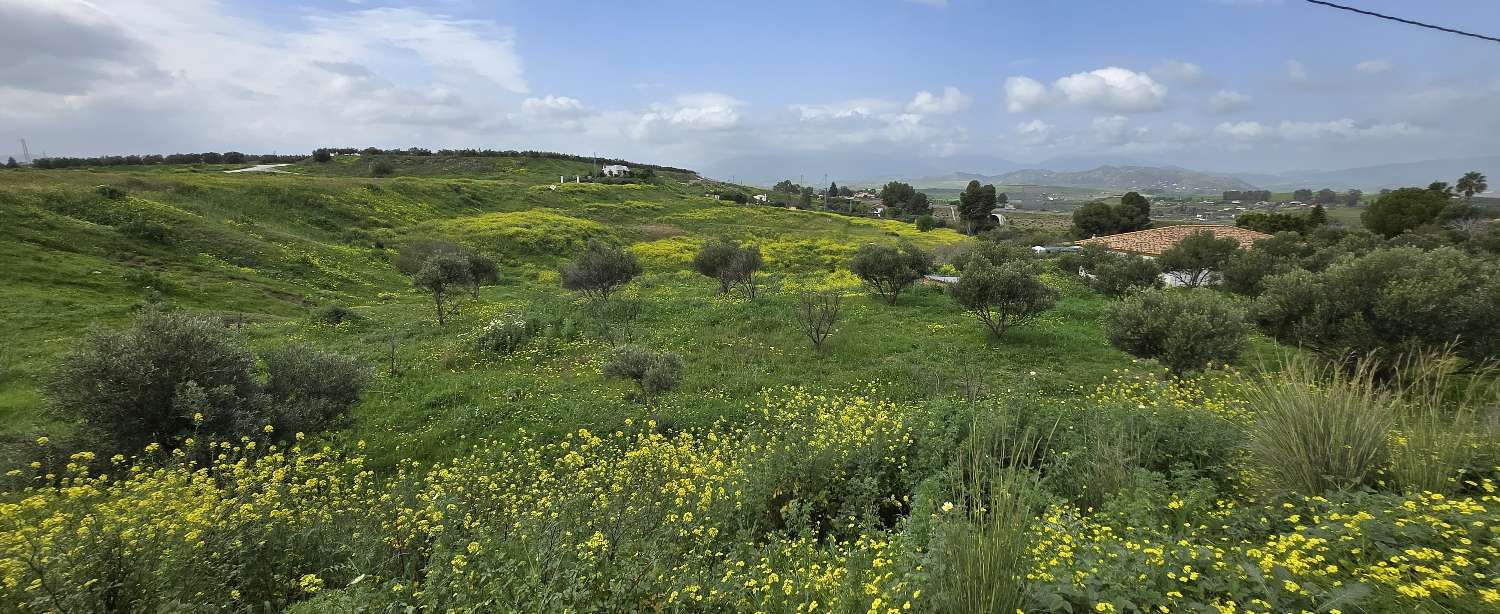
[707,154,1500,195]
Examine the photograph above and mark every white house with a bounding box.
[601,164,630,177]
[753,194,769,203]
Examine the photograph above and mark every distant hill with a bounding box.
[991,166,1256,194]
[1231,156,1500,192]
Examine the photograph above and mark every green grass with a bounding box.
[0,158,1281,468]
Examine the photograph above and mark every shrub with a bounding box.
[693,237,762,297]
[44,311,260,454]
[794,290,843,350]
[914,215,939,232]
[1105,289,1249,375]
[561,240,642,302]
[313,304,362,325]
[474,315,536,355]
[94,184,127,200]
[1156,229,1241,287]
[258,345,368,436]
[1254,247,1500,361]
[1245,355,1395,494]
[947,255,1057,338]
[848,241,931,305]
[1088,252,1161,297]
[117,218,172,244]
[601,345,683,408]
[369,159,396,177]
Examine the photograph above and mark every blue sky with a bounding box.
[3,0,1498,181]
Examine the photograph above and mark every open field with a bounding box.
[1,157,1495,613]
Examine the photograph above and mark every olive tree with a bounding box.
[413,253,472,324]
[561,240,642,302]
[602,345,684,422]
[1156,230,1241,288]
[849,241,931,305]
[947,255,1058,338]
[794,290,843,350]
[693,238,763,298]
[1105,289,1249,375]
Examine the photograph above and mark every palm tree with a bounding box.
[1456,171,1488,200]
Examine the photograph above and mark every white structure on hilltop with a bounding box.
[753,194,768,202]
[602,164,630,177]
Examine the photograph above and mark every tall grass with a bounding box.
[1246,355,1395,494]
[1387,352,1499,494]
[928,410,1050,614]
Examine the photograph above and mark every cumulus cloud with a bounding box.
[1355,59,1391,75]
[791,98,891,122]
[1208,89,1251,113]
[1005,67,1167,113]
[907,86,971,115]
[631,93,743,140]
[1153,60,1204,84]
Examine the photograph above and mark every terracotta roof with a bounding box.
[1076,224,1272,257]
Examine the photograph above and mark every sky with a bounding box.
[2,0,1498,182]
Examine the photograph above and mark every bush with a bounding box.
[561,240,642,302]
[947,254,1057,338]
[313,304,362,325]
[1254,247,1500,361]
[117,218,172,244]
[94,184,127,200]
[44,311,260,454]
[474,315,537,355]
[794,290,843,349]
[601,345,683,407]
[1105,289,1249,375]
[43,312,366,454]
[1363,187,1448,238]
[1088,252,1161,297]
[848,241,931,305]
[692,237,762,297]
[258,345,368,436]
[1245,355,1395,494]
[914,215,940,232]
[412,253,471,325]
[369,159,396,177]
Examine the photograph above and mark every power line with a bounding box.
[1304,0,1500,44]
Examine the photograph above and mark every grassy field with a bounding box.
[3,157,1492,614]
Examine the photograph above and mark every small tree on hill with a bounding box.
[693,238,763,298]
[370,159,396,177]
[849,241,931,305]
[4,157,18,169]
[313,149,333,163]
[1089,253,1162,297]
[413,253,472,324]
[959,180,998,233]
[561,240,642,302]
[1308,204,1328,226]
[1116,191,1151,232]
[464,252,499,298]
[1105,289,1249,375]
[1156,230,1241,287]
[794,290,843,350]
[948,255,1058,337]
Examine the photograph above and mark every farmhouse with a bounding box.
[1075,224,1270,257]
[601,164,630,177]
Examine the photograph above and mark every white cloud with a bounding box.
[1286,60,1309,82]
[1354,59,1391,75]
[1006,67,1167,113]
[1208,89,1251,113]
[631,93,743,140]
[1091,115,1134,144]
[791,99,890,122]
[1153,60,1204,84]
[907,86,971,115]
[521,95,586,117]
[1004,76,1052,113]
[1014,119,1052,145]
[1215,118,1422,141]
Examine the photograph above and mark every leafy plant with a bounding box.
[1105,289,1248,375]
[848,241,931,305]
[561,240,642,302]
[947,255,1057,338]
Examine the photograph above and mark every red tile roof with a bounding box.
[1076,224,1272,257]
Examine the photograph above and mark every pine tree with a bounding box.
[1308,204,1328,226]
